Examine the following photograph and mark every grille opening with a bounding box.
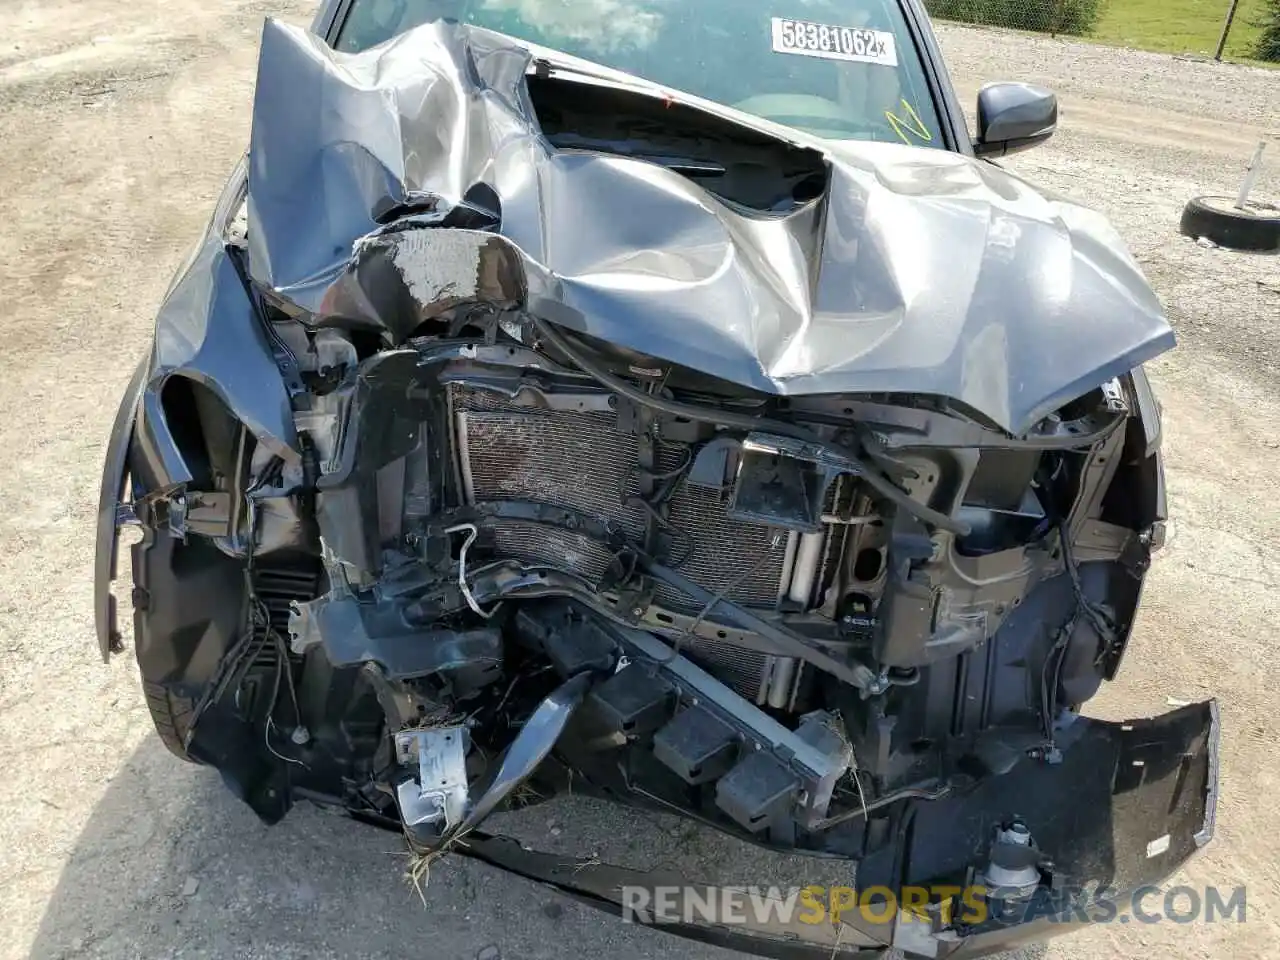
[451,384,788,612]
[853,548,883,583]
[449,382,801,701]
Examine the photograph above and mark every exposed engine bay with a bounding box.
[96,17,1218,959]
[278,328,1159,843]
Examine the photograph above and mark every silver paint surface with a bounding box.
[244,17,1173,435]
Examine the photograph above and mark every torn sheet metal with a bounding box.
[132,153,301,482]
[149,231,300,467]
[456,671,595,837]
[247,18,1174,435]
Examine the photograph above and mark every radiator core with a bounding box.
[451,384,790,698]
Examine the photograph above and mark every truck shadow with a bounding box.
[24,739,740,959]
[29,738,1046,960]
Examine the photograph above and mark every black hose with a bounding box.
[533,317,969,535]
[810,783,951,831]
[641,558,879,691]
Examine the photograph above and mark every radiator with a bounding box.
[450,384,789,698]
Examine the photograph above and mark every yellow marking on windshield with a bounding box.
[886,99,933,145]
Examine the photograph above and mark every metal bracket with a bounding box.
[394,725,471,832]
[163,490,233,541]
[1099,377,1129,415]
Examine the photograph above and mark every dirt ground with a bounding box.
[1,4,1277,959]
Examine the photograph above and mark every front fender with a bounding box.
[95,160,301,660]
[95,357,148,661]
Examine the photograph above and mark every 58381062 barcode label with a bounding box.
[771,17,898,67]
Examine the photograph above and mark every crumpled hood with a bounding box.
[246,17,1173,435]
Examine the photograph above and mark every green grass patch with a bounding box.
[1093,0,1268,61]
[927,0,1280,63]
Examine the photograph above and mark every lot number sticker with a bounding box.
[771,17,898,67]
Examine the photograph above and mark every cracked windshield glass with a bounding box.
[337,0,943,146]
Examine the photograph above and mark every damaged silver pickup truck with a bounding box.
[96,1,1218,956]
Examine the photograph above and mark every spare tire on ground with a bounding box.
[1179,196,1280,252]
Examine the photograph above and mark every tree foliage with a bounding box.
[1257,0,1280,61]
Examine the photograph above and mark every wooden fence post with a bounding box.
[1215,0,1242,61]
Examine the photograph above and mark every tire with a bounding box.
[142,678,200,763]
[1179,196,1280,253]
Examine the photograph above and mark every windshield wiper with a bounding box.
[546,132,727,176]
[630,154,726,176]
[531,55,660,93]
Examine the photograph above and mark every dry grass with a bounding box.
[401,708,468,733]
[401,827,478,906]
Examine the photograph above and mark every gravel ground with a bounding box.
[1,6,1277,960]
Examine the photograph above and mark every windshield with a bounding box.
[335,0,943,148]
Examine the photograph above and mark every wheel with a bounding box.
[1179,195,1280,253]
[142,678,199,763]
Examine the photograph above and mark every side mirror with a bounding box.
[973,82,1057,159]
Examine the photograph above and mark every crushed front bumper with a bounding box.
[444,700,1219,959]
